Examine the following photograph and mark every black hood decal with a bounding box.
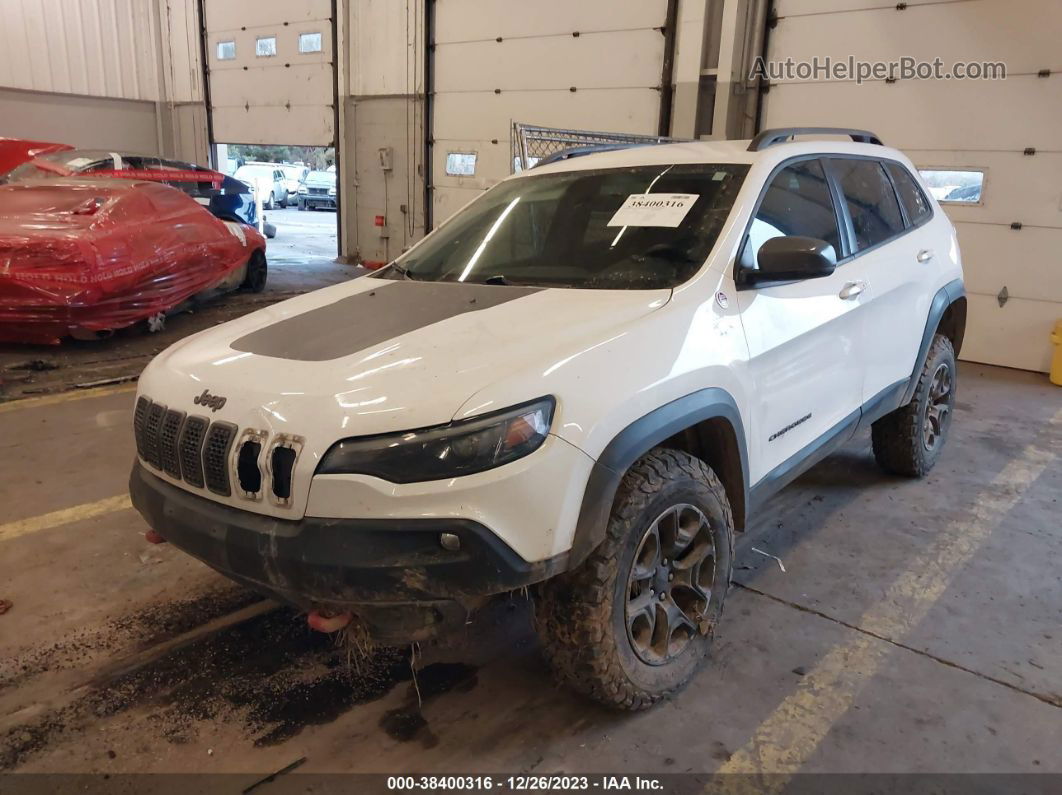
[230,280,543,361]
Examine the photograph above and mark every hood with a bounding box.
[138,277,670,515]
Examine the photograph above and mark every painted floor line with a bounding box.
[714,409,1061,788]
[0,495,133,543]
[0,382,137,415]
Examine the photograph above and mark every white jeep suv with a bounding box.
[130,128,966,709]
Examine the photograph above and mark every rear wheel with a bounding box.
[241,250,268,293]
[872,333,956,476]
[535,448,733,710]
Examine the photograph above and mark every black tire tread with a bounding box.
[535,448,733,710]
[871,334,955,477]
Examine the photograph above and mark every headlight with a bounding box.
[298,186,308,194]
[317,397,554,482]
[328,186,336,195]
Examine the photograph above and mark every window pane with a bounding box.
[917,168,984,204]
[445,152,477,176]
[217,41,236,60]
[299,32,323,53]
[885,163,931,224]
[833,159,905,251]
[256,36,277,57]
[744,159,840,268]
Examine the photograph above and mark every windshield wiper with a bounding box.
[483,274,514,285]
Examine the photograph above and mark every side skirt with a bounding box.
[748,377,908,511]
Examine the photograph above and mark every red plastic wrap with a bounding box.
[0,138,72,176]
[0,179,265,344]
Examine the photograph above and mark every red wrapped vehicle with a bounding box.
[0,138,72,177]
[0,179,267,344]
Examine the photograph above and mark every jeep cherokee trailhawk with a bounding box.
[130,127,966,709]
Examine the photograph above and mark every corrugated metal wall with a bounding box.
[0,0,162,101]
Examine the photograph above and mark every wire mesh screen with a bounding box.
[511,122,681,173]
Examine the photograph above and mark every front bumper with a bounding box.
[300,195,336,208]
[129,461,566,635]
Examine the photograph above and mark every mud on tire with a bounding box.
[871,333,956,477]
[534,448,734,710]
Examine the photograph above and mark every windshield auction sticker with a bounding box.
[607,193,699,228]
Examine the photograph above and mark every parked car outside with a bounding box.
[234,163,288,209]
[0,178,267,344]
[280,164,309,198]
[129,128,966,710]
[296,170,336,210]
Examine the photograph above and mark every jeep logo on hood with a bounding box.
[193,389,227,413]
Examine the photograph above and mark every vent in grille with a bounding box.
[236,439,263,495]
[178,416,209,488]
[142,402,166,469]
[271,445,297,501]
[133,397,151,459]
[203,422,237,495]
[159,410,186,478]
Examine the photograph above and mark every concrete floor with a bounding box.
[0,362,1059,788]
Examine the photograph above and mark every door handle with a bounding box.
[917,249,934,263]
[838,281,865,300]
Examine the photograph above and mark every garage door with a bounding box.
[761,0,1062,372]
[430,0,670,224]
[203,0,335,146]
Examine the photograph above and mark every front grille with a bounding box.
[308,187,328,195]
[203,422,237,495]
[142,403,166,469]
[133,397,151,459]
[271,445,297,501]
[134,396,301,507]
[178,416,209,488]
[159,410,186,478]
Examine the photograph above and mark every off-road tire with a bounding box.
[535,448,734,710]
[871,333,956,477]
[242,250,268,293]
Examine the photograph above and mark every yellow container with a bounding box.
[1052,320,1062,386]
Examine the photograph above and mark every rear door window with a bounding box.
[831,159,905,251]
[742,158,841,269]
[885,162,931,225]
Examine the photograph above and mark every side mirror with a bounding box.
[747,236,837,283]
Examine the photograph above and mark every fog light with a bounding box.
[439,532,461,551]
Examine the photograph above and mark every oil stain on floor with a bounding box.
[1,604,480,769]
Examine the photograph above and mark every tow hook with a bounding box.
[144,529,168,544]
[307,610,353,633]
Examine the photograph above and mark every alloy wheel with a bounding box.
[922,362,953,451]
[625,503,717,665]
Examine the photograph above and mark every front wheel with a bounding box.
[241,250,268,293]
[264,192,275,210]
[871,333,957,477]
[535,448,733,710]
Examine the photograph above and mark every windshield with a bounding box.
[385,163,748,289]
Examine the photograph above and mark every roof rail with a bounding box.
[747,127,883,152]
